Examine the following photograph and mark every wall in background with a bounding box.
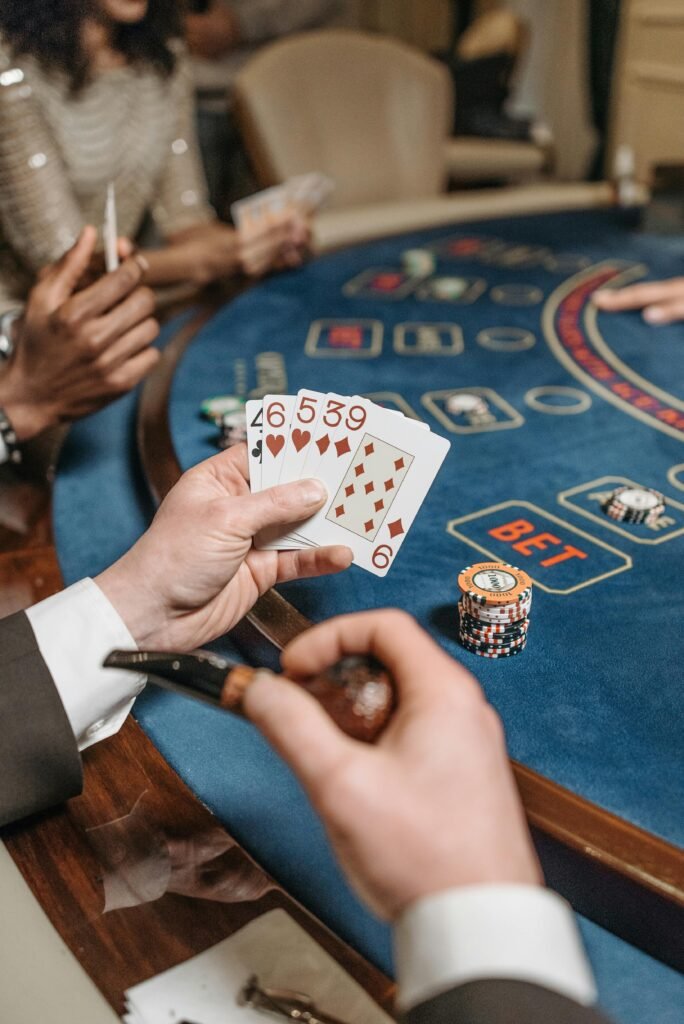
[502,0,597,179]
[351,0,455,52]
[608,0,684,181]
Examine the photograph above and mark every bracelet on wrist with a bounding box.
[0,406,21,464]
[0,308,22,361]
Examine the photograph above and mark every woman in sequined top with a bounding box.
[0,0,308,313]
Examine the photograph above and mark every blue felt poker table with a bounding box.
[53,200,684,1023]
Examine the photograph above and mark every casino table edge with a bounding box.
[135,282,684,975]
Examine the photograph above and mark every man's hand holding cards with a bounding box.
[247,392,450,576]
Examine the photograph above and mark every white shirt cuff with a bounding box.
[0,432,7,464]
[25,578,146,751]
[394,884,597,1012]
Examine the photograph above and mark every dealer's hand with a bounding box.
[243,610,542,920]
[96,445,352,651]
[593,277,684,324]
[0,226,159,441]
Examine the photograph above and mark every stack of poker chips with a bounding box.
[201,395,247,450]
[402,248,436,277]
[445,391,492,426]
[601,485,666,527]
[457,562,533,659]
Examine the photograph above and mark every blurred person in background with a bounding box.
[0,0,309,321]
[185,0,345,212]
[0,227,159,466]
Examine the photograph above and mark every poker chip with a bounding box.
[217,408,248,450]
[445,392,489,417]
[600,486,666,526]
[460,594,532,622]
[201,395,246,424]
[458,562,532,607]
[457,562,533,658]
[459,637,524,659]
[460,617,529,641]
[429,276,469,300]
[402,248,436,277]
[458,629,527,650]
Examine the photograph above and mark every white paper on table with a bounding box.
[123,908,393,1024]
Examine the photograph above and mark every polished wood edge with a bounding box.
[137,252,684,970]
[514,761,684,905]
[137,305,218,505]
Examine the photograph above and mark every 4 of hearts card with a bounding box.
[247,391,450,576]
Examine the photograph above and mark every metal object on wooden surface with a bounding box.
[135,288,684,972]
[238,974,351,1024]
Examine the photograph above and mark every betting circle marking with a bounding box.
[490,284,544,307]
[543,252,593,274]
[477,327,536,352]
[667,463,684,493]
[524,386,592,415]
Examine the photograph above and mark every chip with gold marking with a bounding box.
[457,562,532,607]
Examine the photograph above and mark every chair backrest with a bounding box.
[234,30,453,208]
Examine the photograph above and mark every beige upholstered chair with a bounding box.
[234,27,563,249]
[234,26,550,212]
[233,30,453,209]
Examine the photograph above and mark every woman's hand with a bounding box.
[0,227,159,441]
[140,212,311,289]
[238,208,311,277]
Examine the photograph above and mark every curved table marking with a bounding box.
[667,463,684,492]
[542,262,684,441]
[476,326,537,352]
[524,386,592,415]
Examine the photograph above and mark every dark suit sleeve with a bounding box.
[0,611,82,826]
[406,979,613,1024]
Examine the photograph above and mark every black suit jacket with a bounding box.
[0,611,82,827]
[407,979,612,1024]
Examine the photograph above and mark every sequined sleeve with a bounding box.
[0,46,84,272]
[150,52,216,239]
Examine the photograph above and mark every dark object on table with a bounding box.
[104,649,395,743]
[640,164,684,235]
[238,974,351,1024]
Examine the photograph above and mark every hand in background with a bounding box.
[185,2,241,60]
[0,226,159,441]
[244,610,542,920]
[96,444,352,651]
[162,212,310,288]
[238,208,312,277]
[593,277,684,324]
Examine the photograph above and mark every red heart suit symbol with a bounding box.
[266,434,285,457]
[292,428,311,453]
